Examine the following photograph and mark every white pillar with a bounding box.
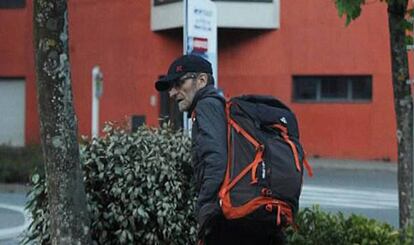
[92,66,103,138]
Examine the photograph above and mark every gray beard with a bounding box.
[178,100,190,112]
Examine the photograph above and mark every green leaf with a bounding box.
[25,124,197,244]
[31,173,40,184]
[334,0,364,26]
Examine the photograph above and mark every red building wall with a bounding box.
[11,0,183,143]
[218,1,397,160]
[0,0,400,161]
[0,3,38,144]
[67,0,182,135]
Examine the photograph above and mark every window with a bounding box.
[158,75,183,130]
[0,0,26,8]
[0,77,25,146]
[293,75,372,102]
[154,0,271,6]
[154,0,179,6]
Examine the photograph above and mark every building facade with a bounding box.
[0,0,400,161]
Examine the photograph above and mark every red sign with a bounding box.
[193,37,208,52]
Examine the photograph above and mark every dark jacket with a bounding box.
[188,85,227,227]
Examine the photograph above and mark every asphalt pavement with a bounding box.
[301,158,398,227]
[0,189,30,244]
[0,158,400,244]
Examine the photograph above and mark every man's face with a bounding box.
[169,73,205,112]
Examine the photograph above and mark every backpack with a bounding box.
[218,95,313,227]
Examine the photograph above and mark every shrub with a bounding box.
[24,123,197,244]
[0,144,44,183]
[286,205,413,245]
[24,123,412,244]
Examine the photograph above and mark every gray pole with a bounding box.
[408,10,414,220]
[183,0,190,134]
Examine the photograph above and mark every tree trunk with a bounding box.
[387,0,413,230]
[33,0,92,244]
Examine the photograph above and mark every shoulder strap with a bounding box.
[191,94,227,121]
[235,95,291,111]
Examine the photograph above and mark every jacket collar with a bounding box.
[187,85,221,117]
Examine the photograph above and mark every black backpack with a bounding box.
[218,95,313,227]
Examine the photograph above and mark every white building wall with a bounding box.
[0,79,25,146]
[151,0,280,31]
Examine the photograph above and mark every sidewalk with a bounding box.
[0,184,30,243]
[0,183,31,194]
[309,157,397,172]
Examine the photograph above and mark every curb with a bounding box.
[0,204,30,241]
[0,184,31,194]
[309,158,397,172]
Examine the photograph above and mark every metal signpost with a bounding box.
[92,66,103,138]
[183,0,218,133]
[408,4,414,224]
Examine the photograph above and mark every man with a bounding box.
[155,55,284,245]
[155,55,226,241]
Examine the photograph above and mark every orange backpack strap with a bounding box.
[272,124,301,173]
[303,152,313,177]
[272,123,314,177]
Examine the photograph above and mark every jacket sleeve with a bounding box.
[194,97,227,211]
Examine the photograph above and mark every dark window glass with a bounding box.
[293,77,317,100]
[0,0,26,8]
[352,77,372,100]
[158,75,183,130]
[293,75,372,102]
[320,77,347,99]
[154,0,272,6]
[131,115,146,132]
[214,0,272,2]
[154,0,180,6]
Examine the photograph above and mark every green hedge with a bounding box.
[24,124,197,244]
[286,206,412,245]
[24,124,411,244]
[0,145,43,183]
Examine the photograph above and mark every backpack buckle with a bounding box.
[261,188,272,197]
[265,203,273,212]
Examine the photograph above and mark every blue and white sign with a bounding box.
[184,0,217,86]
[183,0,217,132]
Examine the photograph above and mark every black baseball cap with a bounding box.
[155,55,212,91]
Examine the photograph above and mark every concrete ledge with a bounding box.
[309,158,397,172]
